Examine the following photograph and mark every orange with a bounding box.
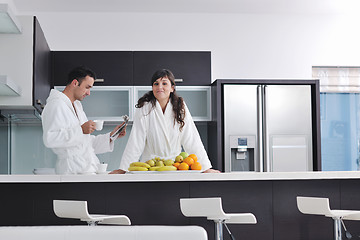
[183,157,194,166]
[178,162,189,170]
[190,162,202,170]
[188,154,198,162]
[173,162,180,169]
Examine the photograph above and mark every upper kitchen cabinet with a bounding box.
[135,86,211,121]
[54,86,133,121]
[33,18,51,113]
[0,16,51,116]
[52,51,133,86]
[133,51,211,86]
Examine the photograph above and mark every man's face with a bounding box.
[74,76,94,101]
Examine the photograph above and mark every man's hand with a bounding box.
[81,120,96,134]
[109,169,126,174]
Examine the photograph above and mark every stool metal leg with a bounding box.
[334,218,342,240]
[87,221,99,226]
[214,220,224,240]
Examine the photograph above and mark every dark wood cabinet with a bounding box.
[272,180,340,240]
[33,17,51,113]
[2,178,360,240]
[52,51,133,86]
[133,51,211,86]
[190,181,273,240]
[52,51,211,86]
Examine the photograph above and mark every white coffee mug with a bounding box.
[97,163,108,173]
[94,120,104,131]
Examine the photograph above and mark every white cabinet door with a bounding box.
[54,86,133,121]
[134,86,211,121]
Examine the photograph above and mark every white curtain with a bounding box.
[312,67,360,93]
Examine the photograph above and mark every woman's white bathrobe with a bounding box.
[41,89,114,174]
[119,100,212,171]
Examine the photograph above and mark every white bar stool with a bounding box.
[53,200,131,226]
[297,196,360,240]
[180,197,257,240]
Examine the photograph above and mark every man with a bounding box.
[42,66,126,174]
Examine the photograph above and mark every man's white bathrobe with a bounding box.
[42,89,114,174]
[119,100,212,171]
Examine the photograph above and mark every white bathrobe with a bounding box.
[41,89,114,174]
[119,100,212,171]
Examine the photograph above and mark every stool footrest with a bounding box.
[224,213,257,224]
[81,214,131,225]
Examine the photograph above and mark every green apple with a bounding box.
[164,159,175,166]
[175,155,183,163]
[146,159,155,167]
[179,152,189,159]
[156,160,164,167]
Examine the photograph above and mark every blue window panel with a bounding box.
[320,93,359,171]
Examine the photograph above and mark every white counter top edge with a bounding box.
[1,171,360,183]
[0,175,61,182]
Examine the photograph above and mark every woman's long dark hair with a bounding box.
[136,69,186,131]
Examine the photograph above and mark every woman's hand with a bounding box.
[110,122,127,142]
[109,169,126,174]
[202,168,221,173]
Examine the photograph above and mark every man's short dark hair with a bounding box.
[66,66,97,86]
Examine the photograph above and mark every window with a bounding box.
[314,67,360,170]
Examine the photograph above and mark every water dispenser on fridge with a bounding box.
[230,135,256,171]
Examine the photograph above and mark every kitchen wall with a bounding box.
[4,9,360,173]
[31,12,360,80]
[0,16,33,107]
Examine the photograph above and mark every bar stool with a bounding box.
[53,200,131,226]
[297,196,360,240]
[180,197,257,240]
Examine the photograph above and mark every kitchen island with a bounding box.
[1,171,360,240]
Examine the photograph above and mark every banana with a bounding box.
[156,166,177,171]
[128,166,148,171]
[130,162,151,168]
[149,166,162,171]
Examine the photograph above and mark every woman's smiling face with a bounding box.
[152,77,174,102]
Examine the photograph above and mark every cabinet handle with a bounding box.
[94,79,104,83]
[36,99,45,109]
[175,79,183,83]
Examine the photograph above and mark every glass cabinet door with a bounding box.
[55,86,133,121]
[134,86,211,121]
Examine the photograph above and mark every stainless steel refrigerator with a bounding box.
[223,84,314,172]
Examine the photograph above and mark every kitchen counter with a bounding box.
[2,171,360,240]
[0,170,360,182]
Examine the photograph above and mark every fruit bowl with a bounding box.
[128,153,202,173]
[157,170,202,174]
[127,171,157,174]
[127,170,202,174]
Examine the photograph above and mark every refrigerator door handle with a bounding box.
[262,85,270,172]
[257,85,264,172]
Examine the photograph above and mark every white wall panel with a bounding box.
[33,12,360,81]
[0,15,33,107]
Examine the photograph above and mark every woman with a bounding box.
[111,69,219,174]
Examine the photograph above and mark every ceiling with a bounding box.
[10,0,360,14]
